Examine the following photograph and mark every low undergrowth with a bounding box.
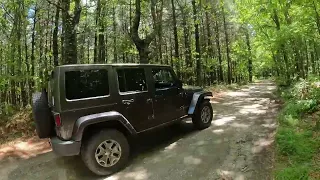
[275,78,320,180]
[0,106,35,144]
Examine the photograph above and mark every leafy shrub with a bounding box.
[279,100,318,126]
[285,78,320,101]
[291,79,310,100]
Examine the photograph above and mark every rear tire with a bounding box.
[32,90,55,138]
[192,101,213,130]
[81,129,130,176]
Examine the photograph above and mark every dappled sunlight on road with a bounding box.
[212,116,236,126]
[239,103,267,115]
[216,169,245,180]
[183,156,202,165]
[212,129,224,134]
[0,137,51,161]
[106,167,150,180]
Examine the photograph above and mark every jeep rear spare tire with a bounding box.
[32,91,55,138]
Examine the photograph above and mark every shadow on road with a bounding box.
[7,121,198,180]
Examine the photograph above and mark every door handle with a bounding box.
[147,98,153,103]
[122,99,134,105]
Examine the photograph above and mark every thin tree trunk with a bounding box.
[53,4,60,66]
[205,10,215,84]
[214,10,223,82]
[20,2,27,106]
[169,34,173,67]
[30,6,37,93]
[113,4,117,63]
[222,5,232,84]
[245,27,253,82]
[171,0,180,77]
[93,0,100,63]
[192,0,201,85]
[98,0,105,63]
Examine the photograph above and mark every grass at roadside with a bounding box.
[275,79,320,180]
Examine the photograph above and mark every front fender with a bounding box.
[188,91,212,115]
[72,111,136,141]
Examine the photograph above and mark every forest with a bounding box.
[0,0,320,178]
[0,0,319,113]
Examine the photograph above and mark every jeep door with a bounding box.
[150,67,185,124]
[115,67,156,132]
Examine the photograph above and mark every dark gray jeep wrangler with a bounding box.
[32,64,213,176]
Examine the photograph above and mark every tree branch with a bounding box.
[0,4,14,22]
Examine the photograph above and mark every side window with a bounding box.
[117,68,148,93]
[65,69,109,100]
[152,68,176,89]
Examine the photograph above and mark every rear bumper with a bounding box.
[50,137,81,156]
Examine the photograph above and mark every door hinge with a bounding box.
[148,115,155,120]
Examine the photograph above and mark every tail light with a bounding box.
[54,113,62,127]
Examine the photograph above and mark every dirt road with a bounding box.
[0,81,279,180]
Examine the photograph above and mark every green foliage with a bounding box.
[275,165,310,180]
[276,127,315,162]
[276,78,320,179]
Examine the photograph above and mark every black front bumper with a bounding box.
[50,137,81,156]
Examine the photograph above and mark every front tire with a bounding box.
[192,101,213,130]
[81,129,130,176]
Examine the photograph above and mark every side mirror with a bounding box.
[176,80,183,89]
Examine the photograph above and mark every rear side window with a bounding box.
[152,68,176,89]
[65,69,109,100]
[117,68,147,93]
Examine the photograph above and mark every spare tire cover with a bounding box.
[32,91,55,138]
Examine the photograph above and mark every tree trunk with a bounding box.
[130,0,163,63]
[19,3,27,106]
[30,6,37,93]
[113,4,117,63]
[222,6,232,84]
[181,5,192,84]
[214,10,223,82]
[205,10,216,84]
[171,0,180,77]
[61,0,81,64]
[169,35,173,67]
[245,27,253,83]
[97,0,106,63]
[93,0,100,63]
[182,14,192,67]
[24,12,31,104]
[192,0,201,86]
[53,4,59,66]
